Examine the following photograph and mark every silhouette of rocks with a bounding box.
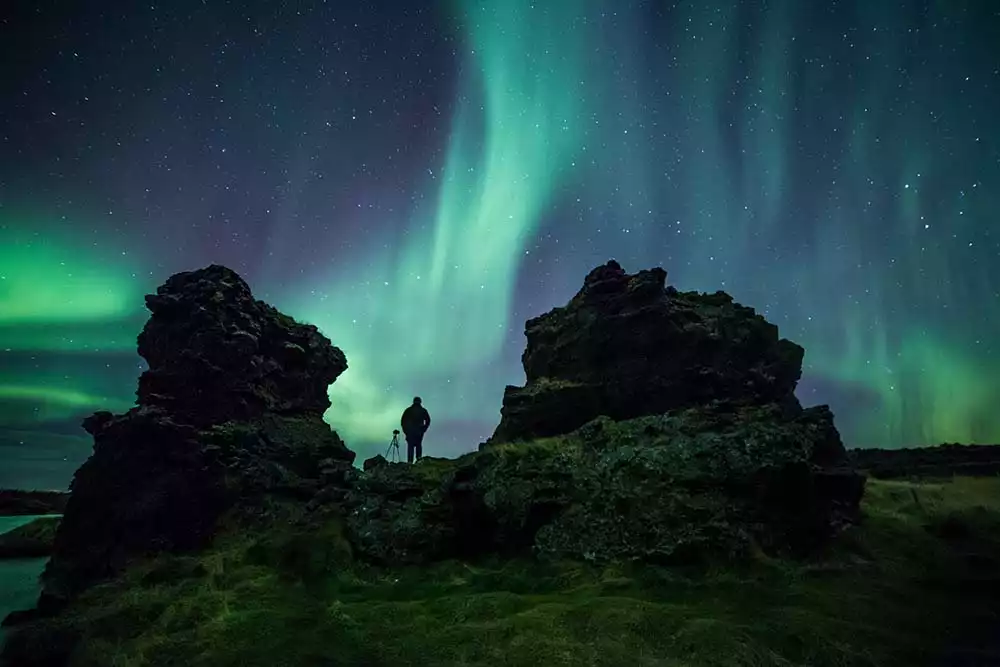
[342,261,864,565]
[490,260,806,443]
[136,264,346,426]
[36,265,355,609]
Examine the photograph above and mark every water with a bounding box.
[0,516,56,646]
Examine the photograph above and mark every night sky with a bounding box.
[2,0,998,489]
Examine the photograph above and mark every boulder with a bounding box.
[34,265,355,608]
[490,260,805,443]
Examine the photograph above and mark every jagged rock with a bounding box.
[490,260,805,443]
[343,459,462,563]
[341,404,864,564]
[32,265,355,609]
[136,264,347,426]
[339,262,864,565]
[363,454,388,472]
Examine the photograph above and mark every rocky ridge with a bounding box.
[4,260,866,661]
[349,261,864,563]
[490,261,807,443]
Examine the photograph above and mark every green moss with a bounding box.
[5,477,999,666]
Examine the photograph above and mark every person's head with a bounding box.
[412,396,422,405]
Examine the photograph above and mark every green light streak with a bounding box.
[0,384,134,426]
[0,228,143,325]
[288,0,595,446]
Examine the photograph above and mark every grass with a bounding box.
[6,477,1000,667]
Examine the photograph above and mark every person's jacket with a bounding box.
[401,405,431,435]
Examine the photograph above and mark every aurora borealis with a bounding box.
[1,0,998,488]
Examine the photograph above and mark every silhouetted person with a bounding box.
[400,396,431,463]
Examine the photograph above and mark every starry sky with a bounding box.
[1,0,998,489]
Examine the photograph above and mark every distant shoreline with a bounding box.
[849,443,1000,479]
[0,490,69,517]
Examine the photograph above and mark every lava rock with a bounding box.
[490,260,805,443]
[135,264,347,427]
[35,265,355,607]
[363,454,389,472]
[342,404,865,565]
[341,261,864,566]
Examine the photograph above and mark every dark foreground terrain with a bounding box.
[2,474,998,666]
[2,262,997,666]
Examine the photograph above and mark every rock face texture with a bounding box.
[136,264,346,426]
[341,261,864,565]
[491,260,805,443]
[344,403,864,564]
[38,265,354,608]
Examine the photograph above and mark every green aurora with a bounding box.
[1,0,998,486]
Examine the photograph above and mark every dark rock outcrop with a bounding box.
[34,265,355,609]
[136,264,346,426]
[490,260,804,443]
[850,444,1000,479]
[341,404,865,565]
[0,490,68,516]
[339,261,864,565]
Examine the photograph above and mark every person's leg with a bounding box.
[415,432,424,461]
[406,433,415,464]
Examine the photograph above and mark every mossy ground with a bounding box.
[7,477,1000,667]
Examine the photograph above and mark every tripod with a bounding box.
[385,429,401,463]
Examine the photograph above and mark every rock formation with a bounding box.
[490,260,805,443]
[37,265,354,609]
[14,260,864,629]
[340,260,864,564]
[136,264,346,425]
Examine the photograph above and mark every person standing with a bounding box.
[400,396,431,463]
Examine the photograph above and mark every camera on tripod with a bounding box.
[386,429,401,462]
